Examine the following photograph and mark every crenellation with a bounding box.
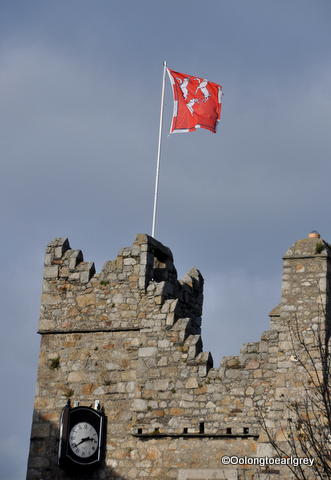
[27,232,331,479]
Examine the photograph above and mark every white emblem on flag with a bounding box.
[177,77,189,99]
[167,67,222,134]
[195,78,210,101]
[186,98,199,115]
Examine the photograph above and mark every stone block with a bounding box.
[28,456,50,469]
[139,277,146,289]
[145,379,169,391]
[138,347,157,357]
[124,258,137,266]
[69,272,80,281]
[67,250,81,268]
[113,293,123,304]
[245,359,259,369]
[256,443,275,457]
[54,246,64,259]
[44,253,53,266]
[158,339,170,348]
[41,293,61,305]
[31,423,50,439]
[133,399,147,411]
[76,293,95,307]
[43,265,59,279]
[185,377,198,389]
[68,371,86,382]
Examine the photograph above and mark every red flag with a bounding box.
[167,68,222,134]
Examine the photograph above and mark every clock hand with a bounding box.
[84,437,95,442]
[74,436,93,447]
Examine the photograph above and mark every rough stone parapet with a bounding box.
[27,233,331,479]
[283,236,331,258]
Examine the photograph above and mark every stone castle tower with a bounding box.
[27,232,330,479]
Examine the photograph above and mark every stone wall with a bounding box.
[27,233,331,479]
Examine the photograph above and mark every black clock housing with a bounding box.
[58,402,105,468]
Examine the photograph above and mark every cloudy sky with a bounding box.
[1,1,331,477]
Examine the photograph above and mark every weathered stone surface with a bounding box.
[76,293,95,307]
[44,265,59,279]
[27,233,329,480]
[138,347,157,357]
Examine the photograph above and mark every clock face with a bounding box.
[58,405,104,468]
[69,422,99,458]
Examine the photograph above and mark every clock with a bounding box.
[58,401,105,468]
[69,421,99,458]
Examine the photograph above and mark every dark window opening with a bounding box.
[152,248,169,282]
[183,427,188,434]
[243,427,249,434]
[137,428,142,434]
[199,422,205,434]
[226,427,232,434]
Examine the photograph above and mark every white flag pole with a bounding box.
[152,60,167,238]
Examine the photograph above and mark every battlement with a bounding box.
[39,234,203,334]
[28,232,331,480]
